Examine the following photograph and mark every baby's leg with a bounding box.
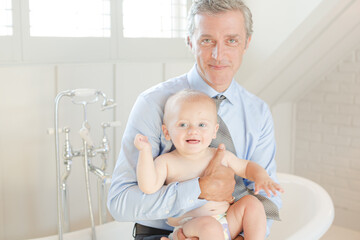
[182,216,225,240]
[226,195,266,240]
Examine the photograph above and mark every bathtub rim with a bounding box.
[276,172,335,240]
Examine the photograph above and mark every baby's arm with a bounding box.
[225,151,284,197]
[134,134,167,194]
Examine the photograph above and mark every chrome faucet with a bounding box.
[51,89,118,240]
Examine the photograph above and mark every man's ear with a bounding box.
[187,36,193,49]
[244,35,252,52]
[213,123,219,139]
[162,124,171,141]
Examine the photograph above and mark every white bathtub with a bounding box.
[28,173,334,240]
[268,173,334,240]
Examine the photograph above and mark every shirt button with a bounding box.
[166,210,169,214]
[189,200,194,203]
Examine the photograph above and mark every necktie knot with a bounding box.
[214,95,226,111]
[217,95,226,100]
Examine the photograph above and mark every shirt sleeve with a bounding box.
[107,94,206,222]
[243,104,282,236]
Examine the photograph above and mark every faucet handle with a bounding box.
[47,128,56,135]
[101,121,121,128]
[47,127,69,135]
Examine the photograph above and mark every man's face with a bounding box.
[189,10,251,92]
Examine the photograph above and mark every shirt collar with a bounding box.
[187,64,237,105]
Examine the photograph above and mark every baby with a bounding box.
[134,89,283,240]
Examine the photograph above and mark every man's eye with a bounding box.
[229,39,239,44]
[201,39,213,45]
[228,38,239,46]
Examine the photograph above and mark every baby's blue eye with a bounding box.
[199,123,206,127]
[179,123,188,127]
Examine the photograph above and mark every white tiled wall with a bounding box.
[0,66,57,239]
[295,46,360,231]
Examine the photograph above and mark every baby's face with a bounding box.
[163,98,218,155]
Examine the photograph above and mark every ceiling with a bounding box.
[237,0,360,106]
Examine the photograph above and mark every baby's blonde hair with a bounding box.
[163,89,217,125]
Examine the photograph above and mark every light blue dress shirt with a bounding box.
[107,64,282,235]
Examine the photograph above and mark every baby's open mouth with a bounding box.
[186,139,200,144]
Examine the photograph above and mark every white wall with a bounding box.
[271,102,295,174]
[294,45,360,232]
[0,66,56,239]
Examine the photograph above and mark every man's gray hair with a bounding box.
[187,0,253,44]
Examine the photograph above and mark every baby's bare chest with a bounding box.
[165,159,209,184]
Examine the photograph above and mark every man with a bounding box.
[107,1,282,239]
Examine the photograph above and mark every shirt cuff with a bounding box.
[174,177,207,215]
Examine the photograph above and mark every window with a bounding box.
[29,0,111,37]
[1,0,192,62]
[123,0,188,38]
[0,0,12,36]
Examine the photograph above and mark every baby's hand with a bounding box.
[134,134,151,151]
[254,177,284,197]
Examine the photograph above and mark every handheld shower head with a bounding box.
[69,89,117,111]
[71,89,99,106]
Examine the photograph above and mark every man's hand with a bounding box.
[198,144,235,203]
[160,228,198,240]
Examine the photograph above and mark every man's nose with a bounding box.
[211,43,224,60]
